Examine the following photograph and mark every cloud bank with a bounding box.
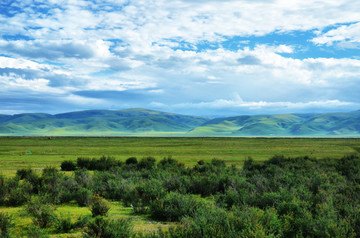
[0,0,360,115]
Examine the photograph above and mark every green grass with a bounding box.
[0,201,172,237]
[0,137,359,176]
[0,136,359,237]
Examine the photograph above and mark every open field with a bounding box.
[0,136,360,176]
[0,137,360,237]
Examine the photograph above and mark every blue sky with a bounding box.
[1,0,360,116]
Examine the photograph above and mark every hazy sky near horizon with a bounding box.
[1,0,360,116]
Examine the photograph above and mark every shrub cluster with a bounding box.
[2,154,360,237]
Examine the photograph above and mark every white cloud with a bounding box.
[1,0,360,114]
[312,22,360,47]
[0,74,63,94]
[166,98,356,112]
[0,56,47,70]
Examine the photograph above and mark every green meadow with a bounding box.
[0,136,359,176]
[0,137,360,237]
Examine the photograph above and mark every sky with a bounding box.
[1,0,360,117]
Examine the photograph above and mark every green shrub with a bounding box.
[16,168,34,180]
[124,179,167,214]
[74,168,91,189]
[22,225,50,238]
[158,156,179,167]
[172,206,231,238]
[150,192,204,222]
[84,216,132,238]
[75,187,92,207]
[77,156,120,171]
[73,214,91,229]
[6,180,33,206]
[55,213,74,233]
[126,157,138,165]
[25,196,56,228]
[60,160,77,171]
[211,158,226,168]
[0,175,6,205]
[0,212,14,238]
[89,194,110,217]
[137,157,156,170]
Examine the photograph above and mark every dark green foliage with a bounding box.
[89,194,110,217]
[16,168,34,180]
[4,153,360,237]
[77,157,92,170]
[54,213,74,233]
[0,175,6,205]
[0,212,14,238]
[158,156,179,168]
[173,205,232,238]
[6,179,33,206]
[74,168,91,189]
[125,179,167,214]
[73,214,92,229]
[22,225,50,238]
[77,156,120,171]
[84,216,132,238]
[40,166,67,204]
[211,158,226,168]
[126,157,138,165]
[25,196,56,228]
[149,192,204,222]
[60,160,77,171]
[336,154,360,182]
[75,187,92,207]
[137,156,156,170]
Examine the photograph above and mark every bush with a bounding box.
[55,213,74,233]
[0,175,6,205]
[77,157,92,169]
[89,194,110,217]
[211,158,226,168]
[126,157,138,165]
[74,168,91,189]
[16,168,34,180]
[0,212,14,238]
[22,225,50,238]
[125,179,166,214]
[25,196,56,228]
[158,156,179,168]
[75,187,92,207]
[73,214,91,229]
[137,157,156,170]
[60,160,77,171]
[150,192,204,222]
[6,180,33,206]
[172,206,231,238]
[40,166,66,204]
[76,156,120,171]
[84,216,133,238]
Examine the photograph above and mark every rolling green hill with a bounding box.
[189,110,360,137]
[0,108,209,136]
[0,109,359,136]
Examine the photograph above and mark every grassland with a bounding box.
[0,136,359,176]
[0,137,360,237]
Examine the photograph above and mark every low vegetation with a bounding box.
[0,153,359,237]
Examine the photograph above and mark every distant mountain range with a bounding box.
[0,108,359,137]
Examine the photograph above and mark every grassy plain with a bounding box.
[0,137,359,236]
[0,136,359,176]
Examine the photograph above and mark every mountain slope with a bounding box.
[0,109,359,136]
[0,108,209,135]
[189,110,360,137]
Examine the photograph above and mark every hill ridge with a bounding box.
[0,109,359,136]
